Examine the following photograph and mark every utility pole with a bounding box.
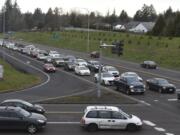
[2,7,6,61]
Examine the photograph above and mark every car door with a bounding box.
[111,111,128,129]
[0,111,10,129]
[98,111,112,129]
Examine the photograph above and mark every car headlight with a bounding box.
[163,86,166,89]
[37,120,45,123]
[130,89,134,92]
[130,86,134,89]
[37,108,43,112]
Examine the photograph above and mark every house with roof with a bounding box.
[128,22,155,33]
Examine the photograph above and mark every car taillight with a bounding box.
[80,118,85,124]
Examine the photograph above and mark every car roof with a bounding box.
[2,99,27,103]
[104,66,115,68]
[123,72,137,75]
[85,106,119,112]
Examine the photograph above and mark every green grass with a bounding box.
[14,31,180,70]
[0,59,40,92]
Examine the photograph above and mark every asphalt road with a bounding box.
[0,42,180,135]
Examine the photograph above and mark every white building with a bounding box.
[129,22,155,33]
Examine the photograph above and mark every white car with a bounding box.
[102,66,119,77]
[94,72,115,85]
[75,59,88,66]
[80,106,142,132]
[49,51,60,58]
[37,54,48,61]
[74,66,90,76]
[121,72,143,82]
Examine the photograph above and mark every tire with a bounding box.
[159,88,163,93]
[146,84,150,90]
[27,124,37,134]
[87,124,98,132]
[126,90,131,95]
[94,78,97,83]
[102,80,106,86]
[126,124,137,132]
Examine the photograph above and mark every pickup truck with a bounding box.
[114,76,145,95]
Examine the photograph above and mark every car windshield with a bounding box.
[125,73,138,77]
[79,67,88,70]
[19,109,31,117]
[119,110,132,119]
[146,61,155,64]
[21,101,33,107]
[102,73,114,78]
[158,79,169,84]
[127,77,139,83]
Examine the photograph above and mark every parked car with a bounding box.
[52,57,65,67]
[74,65,90,76]
[74,59,88,66]
[146,78,176,93]
[64,61,75,71]
[87,60,102,72]
[121,72,143,82]
[94,72,115,86]
[141,61,157,69]
[43,63,56,73]
[0,106,47,134]
[0,99,45,114]
[114,76,145,95]
[48,50,60,58]
[90,51,100,58]
[102,66,119,77]
[80,106,142,132]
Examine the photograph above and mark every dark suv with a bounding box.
[0,106,47,134]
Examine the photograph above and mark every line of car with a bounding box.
[0,40,179,133]
[1,41,178,96]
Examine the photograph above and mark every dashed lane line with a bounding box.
[46,111,82,114]
[165,133,175,135]
[47,122,80,125]
[168,99,178,102]
[154,127,166,132]
[143,120,156,127]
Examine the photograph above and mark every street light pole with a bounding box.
[2,7,6,60]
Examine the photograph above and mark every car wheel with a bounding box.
[126,124,137,131]
[159,88,163,93]
[146,84,150,90]
[126,90,131,95]
[87,124,98,132]
[94,78,97,83]
[102,80,106,85]
[27,124,37,134]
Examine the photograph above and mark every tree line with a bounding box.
[0,0,180,37]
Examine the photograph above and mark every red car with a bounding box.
[90,51,100,58]
[43,64,56,73]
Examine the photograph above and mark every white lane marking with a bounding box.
[0,49,50,93]
[168,99,178,101]
[47,122,80,125]
[165,133,174,135]
[154,100,159,102]
[143,120,156,127]
[47,111,82,114]
[139,100,151,106]
[154,127,166,132]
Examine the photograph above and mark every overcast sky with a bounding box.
[0,0,180,17]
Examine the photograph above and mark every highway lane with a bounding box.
[1,104,177,135]
[0,48,95,102]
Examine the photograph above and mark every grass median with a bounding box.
[0,59,40,92]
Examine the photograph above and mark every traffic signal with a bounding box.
[111,41,124,56]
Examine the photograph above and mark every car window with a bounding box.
[112,111,126,119]
[86,111,98,118]
[98,111,111,119]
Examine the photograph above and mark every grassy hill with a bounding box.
[14,31,180,70]
[0,59,40,92]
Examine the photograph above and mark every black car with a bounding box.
[87,60,102,72]
[114,76,145,95]
[64,61,75,71]
[0,106,47,134]
[146,78,176,93]
[141,61,157,69]
[0,99,45,114]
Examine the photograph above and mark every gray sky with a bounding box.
[0,0,180,17]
